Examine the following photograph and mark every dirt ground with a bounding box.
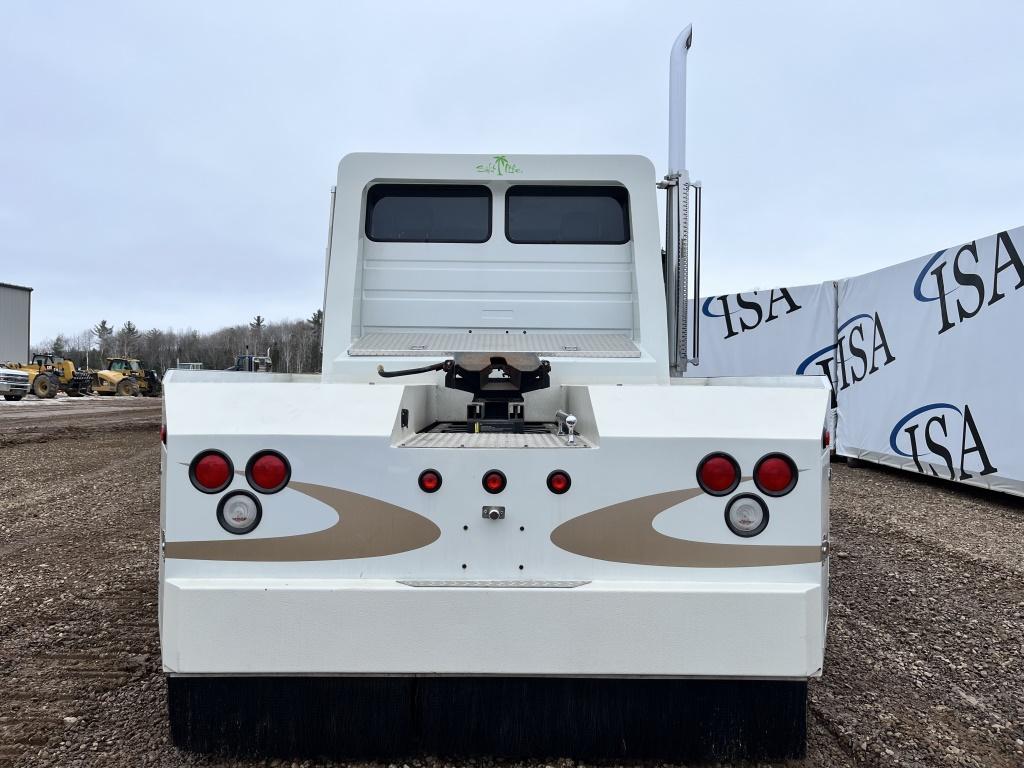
[1,398,1022,768]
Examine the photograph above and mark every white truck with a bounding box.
[160,27,830,761]
[0,365,30,401]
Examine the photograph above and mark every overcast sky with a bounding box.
[2,1,1022,344]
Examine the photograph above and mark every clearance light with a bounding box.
[546,470,571,494]
[696,453,740,496]
[754,454,798,496]
[246,451,291,494]
[217,491,262,535]
[482,470,507,494]
[189,451,233,494]
[418,469,442,493]
[725,493,768,537]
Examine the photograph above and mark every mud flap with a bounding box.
[167,676,807,760]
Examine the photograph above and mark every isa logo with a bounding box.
[796,312,895,390]
[914,230,1024,335]
[702,289,802,341]
[889,403,998,481]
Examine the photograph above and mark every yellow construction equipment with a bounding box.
[89,358,161,396]
[90,358,141,396]
[2,353,93,398]
[107,357,162,396]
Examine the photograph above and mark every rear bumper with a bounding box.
[161,577,824,678]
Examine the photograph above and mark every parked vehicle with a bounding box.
[90,358,143,396]
[160,27,830,762]
[226,348,272,372]
[0,365,30,401]
[104,357,161,396]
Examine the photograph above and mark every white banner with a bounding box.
[687,282,837,379]
[836,227,1024,496]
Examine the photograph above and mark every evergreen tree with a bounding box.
[93,320,114,358]
[250,315,266,350]
[118,321,141,356]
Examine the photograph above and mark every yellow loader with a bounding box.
[91,358,143,396]
[2,353,93,398]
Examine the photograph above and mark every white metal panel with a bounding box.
[165,379,403,437]
[362,296,634,332]
[161,378,827,584]
[588,380,830,440]
[163,578,822,677]
[361,238,635,334]
[348,332,640,357]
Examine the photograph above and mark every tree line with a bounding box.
[33,311,324,374]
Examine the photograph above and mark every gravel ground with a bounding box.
[1,401,1022,767]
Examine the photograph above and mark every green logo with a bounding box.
[476,155,521,175]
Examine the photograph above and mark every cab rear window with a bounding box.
[505,185,630,244]
[365,184,491,243]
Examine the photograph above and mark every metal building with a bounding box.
[0,282,32,363]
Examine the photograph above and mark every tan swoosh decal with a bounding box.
[550,488,821,567]
[164,480,441,561]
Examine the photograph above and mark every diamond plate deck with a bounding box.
[348,332,640,358]
[397,580,590,588]
[398,431,591,449]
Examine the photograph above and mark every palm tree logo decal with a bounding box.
[476,155,521,175]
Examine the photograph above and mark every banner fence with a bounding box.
[687,225,1024,497]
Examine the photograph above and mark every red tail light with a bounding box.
[418,469,442,493]
[160,424,166,444]
[482,470,507,494]
[696,453,740,496]
[754,454,797,496]
[246,451,291,494]
[189,451,233,494]
[822,428,831,449]
[546,470,571,494]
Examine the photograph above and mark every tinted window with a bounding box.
[365,184,491,243]
[506,186,630,244]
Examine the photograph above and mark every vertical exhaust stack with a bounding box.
[663,25,699,375]
[668,25,692,178]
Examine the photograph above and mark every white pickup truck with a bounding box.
[0,365,30,401]
[160,27,830,762]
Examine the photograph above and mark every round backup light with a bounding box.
[754,454,798,496]
[482,470,507,494]
[418,469,442,493]
[217,491,262,535]
[189,451,233,494]
[725,493,769,537]
[546,470,571,494]
[246,450,291,494]
[696,453,740,496]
